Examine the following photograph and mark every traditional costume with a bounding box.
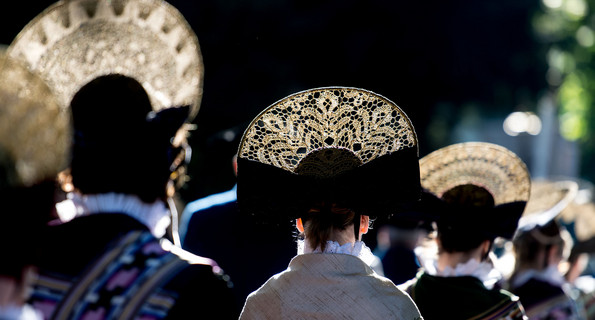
[400,142,531,320]
[6,1,237,319]
[509,179,587,320]
[560,179,595,319]
[236,87,423,319]
[0,52,70,320]
[179,182,297,312]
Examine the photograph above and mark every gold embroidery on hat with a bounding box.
[239,87,417,173]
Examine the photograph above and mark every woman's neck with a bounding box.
[328,226,357,246]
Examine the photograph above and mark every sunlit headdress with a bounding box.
[560,179,595,243]
[7,0,203,118]
[518,178,578,231]
[237,87,421,221]
[513,178,579,262]
[0,52,71,280]
[0,53,70,188]
[419,142,531,239]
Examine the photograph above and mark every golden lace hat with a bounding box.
[420,142,531,239]
[7,0,203,119]
[517,178,578,232]
[560,179,595,242]
[0,53,71,189]
[236,87,421,221]
[0,53,71,278]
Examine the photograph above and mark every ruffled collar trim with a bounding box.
[297,239,378,268]
[0,304,43,320]
[55,192,170,238]
[415,245,502,289]
[511,265,566,289]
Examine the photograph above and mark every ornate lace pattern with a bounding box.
[238,87,417,173]
[419,142,531,206]
[7,0,203,118]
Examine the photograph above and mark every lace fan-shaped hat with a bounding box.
[0,53,71,189]
[419,142,531,239]
[0,53,71,279]
[7,0,203,119]
[560,179,595,243]
[517,178,578,232]
[236,87,421,222]
[512,179,578,264]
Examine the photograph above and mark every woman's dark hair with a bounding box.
[513,220,566,271]
[301,203,358,252]
[437,184,496,253]
[437,226,493,254]
[69,74,179,203]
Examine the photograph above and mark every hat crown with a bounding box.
[295,147,362,178]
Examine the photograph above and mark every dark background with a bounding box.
[0,0,548,204]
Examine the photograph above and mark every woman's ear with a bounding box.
[360,215,370,235]
[481,239,491,258]
[296,218,304,233]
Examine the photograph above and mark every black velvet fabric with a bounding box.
[432,194,527,240]
[236,146,421,221]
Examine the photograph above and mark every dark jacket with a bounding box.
[29,213,238,319]
[180,186,296,311]
[402,271,527,320]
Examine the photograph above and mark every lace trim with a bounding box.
[55,192,170,238]
[297,239,378,268]
[415,245,502,289]
[511,265,566,289]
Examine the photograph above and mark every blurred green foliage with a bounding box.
[534,0,595,179]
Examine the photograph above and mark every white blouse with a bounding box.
[297,239,383,274]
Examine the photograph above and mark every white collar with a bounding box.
[297,239,378,268]
[415,245,502,289]
[511,265,566,289]
[0,304,43,320]
[55,192,171,238]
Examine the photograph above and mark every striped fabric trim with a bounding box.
[30,274,72,317]
[43,230,189,320]
[470,298,527,320]
[117,257,188,320]
[524,294,576,319]
[53,231,144,320]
